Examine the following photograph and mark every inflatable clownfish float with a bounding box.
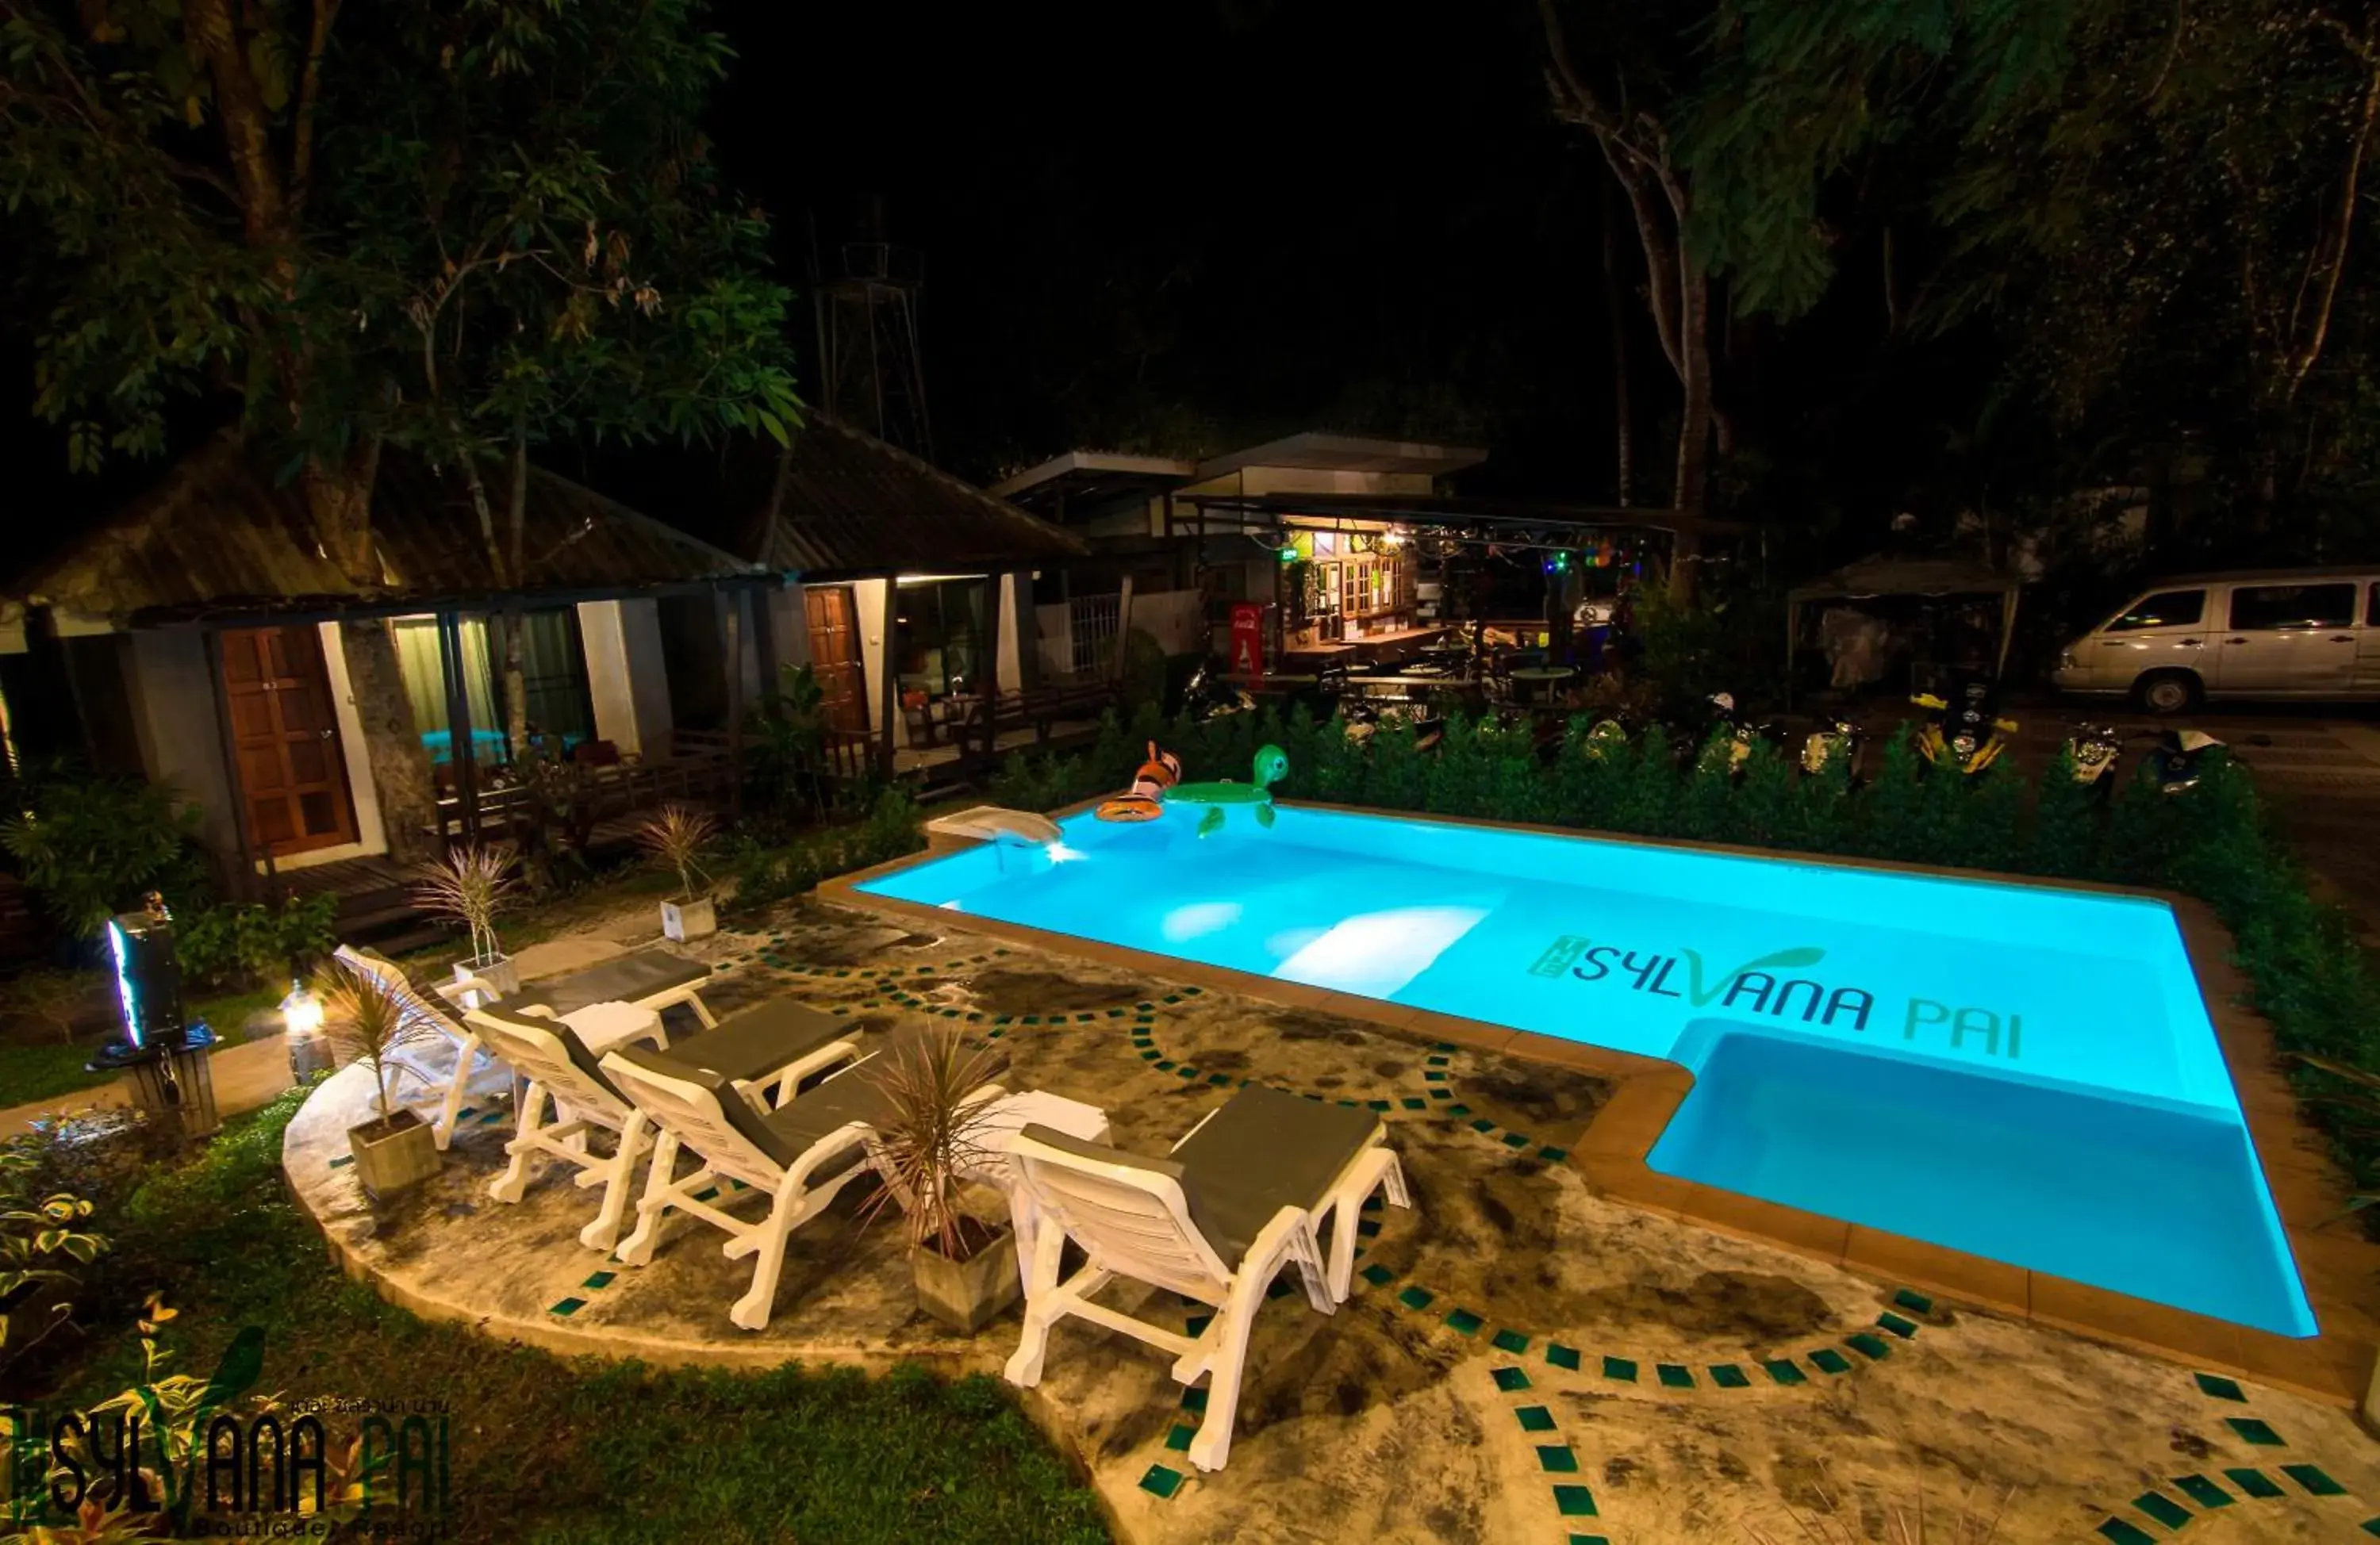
[1095,742,1183,822]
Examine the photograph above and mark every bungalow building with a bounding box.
[0,432,777,904]
[629,413,1092,780]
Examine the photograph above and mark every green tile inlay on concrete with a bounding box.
[2130,1491,2190,1528]
[2194,1371,2248,1401]
[1844,1332,1891,1361]
[1546,1344,1583,1371]
[2225,1417,2284,1446]
[548,1297,586,1317]
[1537,1146,1569,1162]
[1764,1359,1807,1386]
[1553,1484,1599,1518]
[1445,1309,1485,1336]
[2222,1468,2284,1499]
[1164,1424,1194,1453]
[327,1156,352,1169]
[1360,1264,1395,1286]
[1808,1348,1853,1375]
[1398,1286,1435,1312]
[1491,1329,1530,1355]
[2171,1474,2232,1509]
[1184,1314,1211,1337]
[1469,1118,1496,1133]
[2360,1518,2380,1538]
[2280,1463,2346,1497]
[1656,1363,1695,1389]
[2094,1521,2155,1545]
[580,1271,616,1290]
[1181,1387,1210,1413]
[1601,1356,1637,1382]
[1709,1363,1752,1389]
[1891,1287,1933,1313]
[1516,1405,1556,1432]
[1501,1132,1530,1149]
[1492,1367,1533,1393]
[1568,1537,1611,1545]
[1537,1445,1580,1474]
[1138,1465,1184,1500]
[1876,1311,1920,1338]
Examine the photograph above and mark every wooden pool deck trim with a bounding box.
[823,799,2380,1409]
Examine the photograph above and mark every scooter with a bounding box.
[2063,722,2124,791]
[1913,672,2017,775]
[1800,716,1862,778]
[2144,728,2225,794]
[1695,692,1783,776]
[1181,657,1256,721]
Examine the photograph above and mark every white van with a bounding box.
[2052,567,2380,713]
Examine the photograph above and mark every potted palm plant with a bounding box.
[862,1030,1019,1332]
[411,845,522,999]
[635,805,720,942]
[318,958,440,1198]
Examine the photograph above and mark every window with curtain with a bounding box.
[392,616,498,765]
[391,611,595,765]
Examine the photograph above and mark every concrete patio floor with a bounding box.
[283,895,2380,1543]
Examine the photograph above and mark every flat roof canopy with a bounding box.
[1173,490,1744,542]
[988,450,1199,519]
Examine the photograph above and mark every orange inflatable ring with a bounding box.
[1096,794,1165,822]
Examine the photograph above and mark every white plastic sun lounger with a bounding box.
[599,1031,1010,1330]
[335,944,716,1149]
[466,998,864,1251]
[1002,1083,1411,1471]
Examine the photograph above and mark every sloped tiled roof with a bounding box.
[754,415,1084,577]
[9,432,762,627]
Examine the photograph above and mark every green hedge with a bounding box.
[992,704,2380,1211]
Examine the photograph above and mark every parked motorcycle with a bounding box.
[1181,657,1256,720]
[2144,728,2225,794]
[1912,672,2017,775]
[1695,692,1783,776]
[2063,722,2124,792]
[1800,715,1863,778]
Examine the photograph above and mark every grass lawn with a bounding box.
[25,1091,1111,1544]
[0,984,288,1112]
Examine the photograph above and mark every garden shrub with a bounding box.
[174,892,339,991]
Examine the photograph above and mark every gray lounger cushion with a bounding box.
[666,999,854,1087]
[515,949,710,1016]
[612,1024,1012,1175]
[1167,1084,1381,1264]
[1018,1084,1380,1267]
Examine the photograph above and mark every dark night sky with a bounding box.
[708,0,1615,491]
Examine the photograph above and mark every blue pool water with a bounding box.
[858,803,2315,1336]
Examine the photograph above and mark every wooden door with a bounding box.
[220,625,359,857]
[804,586,870,732]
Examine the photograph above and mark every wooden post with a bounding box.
[438,611,479,848]
[201,628,260,903]
[978,570,1005,769]
[875,576,900,780]
[719,588,745,818]
[750,581,781,702]
[1114,574,1135,684]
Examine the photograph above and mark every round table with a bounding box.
[1507,665,1577,704]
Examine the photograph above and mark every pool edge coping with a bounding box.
[821,799,2380,1410]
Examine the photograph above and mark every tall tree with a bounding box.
[1537,0,1718,596]
[2,0,797,843]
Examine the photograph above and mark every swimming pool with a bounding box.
[858,803,2315,1337]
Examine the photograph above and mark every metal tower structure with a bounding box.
[816,240,933,459]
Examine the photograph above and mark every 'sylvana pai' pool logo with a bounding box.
[1528,934,1876,1029]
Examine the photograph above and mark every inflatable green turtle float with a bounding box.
[1169,745,1288,837]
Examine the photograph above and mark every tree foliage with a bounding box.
[1,0,799,493]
